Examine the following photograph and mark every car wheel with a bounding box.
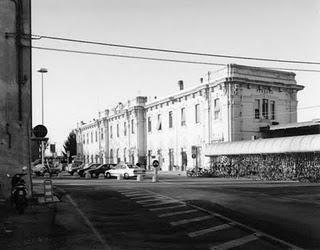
[124,173,129,179]
[105,172,111,179]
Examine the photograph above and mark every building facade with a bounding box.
[75,64,304,171]
[0,0,32,197]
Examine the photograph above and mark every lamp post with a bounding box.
[37,68,48,167]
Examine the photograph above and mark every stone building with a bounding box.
[76,97,147,165]
[75,64,304,171]
[0,0,32,197]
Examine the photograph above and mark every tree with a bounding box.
[63,131,77,163]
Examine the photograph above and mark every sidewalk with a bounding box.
[0,183,59,250]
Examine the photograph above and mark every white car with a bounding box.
[105,163,146,179]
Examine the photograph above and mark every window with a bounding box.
[123,148,127,163]
[214,98,220,120]
[157,114,162,130]
[148,117,152,132]
[83,135,85,144]
[131,119,134,134]
[254,99,260,119]
[169,111,173,128]
[87,133,89,144]
[270,100,275,120]
[110,126,113,138]
[117,124,119,137]
[124,122,127,136]
[262,99,269,119]
[101,128,104,140]
[195,104,200,123]
[91,132,93,143]
[95,131,98,142]
[181,108,186,126]
[110,149,113,164]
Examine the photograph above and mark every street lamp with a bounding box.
[37,68,48,167]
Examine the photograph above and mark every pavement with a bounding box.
[0,183,59,250]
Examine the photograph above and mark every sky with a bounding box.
[31,0,320,153]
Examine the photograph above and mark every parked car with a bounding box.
[85,164,116,178]
[77,163,100,177]
[68,163,85,176]
[32,163,61,177]
[105,163,146,179]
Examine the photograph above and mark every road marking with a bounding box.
[188,223,232,237]
[130,195,163,200]
[65,194,111,250]
[170,215,213,226]
[149,204,187,211]
[210,234,258,250]
[142,200,179,207]
[136,197,166,204]
[120,191,145,196]
[158,209,198,218]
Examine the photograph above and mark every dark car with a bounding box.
[77,163,100,177]
[85,164,116,178]
[68,163,84,176]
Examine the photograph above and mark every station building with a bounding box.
[75,64,304,171]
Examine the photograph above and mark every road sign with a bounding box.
[152,160,159,168]
[192,153,196,159]
[33,125,48,138]
[50,144,56,153]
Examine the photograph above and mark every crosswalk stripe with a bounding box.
[130,195,162,200]
[136,198,167,204]
[142,200,179,207]
[149,204,186,211]
[210,234,258,250]
[123,193,149,197]
[158,209,198,218]
[170,215,213,226]
[188,223,232,237]
[120,191,145,195]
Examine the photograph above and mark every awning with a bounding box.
[205,134,320,156]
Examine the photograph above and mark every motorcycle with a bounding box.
[8,167,28,214]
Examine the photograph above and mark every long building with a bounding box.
[75,64,304,171]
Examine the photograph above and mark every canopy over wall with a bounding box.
[205,134,320,156]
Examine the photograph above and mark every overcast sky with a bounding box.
[31,0,320,153]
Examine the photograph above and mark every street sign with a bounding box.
[50,144,56,154]
[192,153,196,159]
[33,125,48,138]
[152,160,159,168]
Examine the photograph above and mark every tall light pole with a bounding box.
[37,68,48,166]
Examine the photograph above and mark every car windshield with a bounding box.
[128,165,139,169]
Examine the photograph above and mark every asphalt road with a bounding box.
[35,177,320,249]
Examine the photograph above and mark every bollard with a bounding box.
[117,174,123,180]
[85,172,91,179]
[98,173,105,179]
[137,174,143,182]
[44,172,50,178]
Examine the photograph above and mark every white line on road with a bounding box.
[136,198,167,204]
[142,200,180,207]
[188,223,232,237]
[149,204,187,211]
[158,209,198,218]
[65,194,111,250]
[170,215,213,226]
[210,234,258,250]
[130,195,163,200]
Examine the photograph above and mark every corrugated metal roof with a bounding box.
[205,134,320,156]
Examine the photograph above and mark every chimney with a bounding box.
[104,109,109,117]
[200,78,203,83]
[178,80,184,90]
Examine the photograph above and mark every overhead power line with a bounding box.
[29,34,320,66]
[32,46,320,73]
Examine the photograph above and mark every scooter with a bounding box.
[8,169,28,214]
